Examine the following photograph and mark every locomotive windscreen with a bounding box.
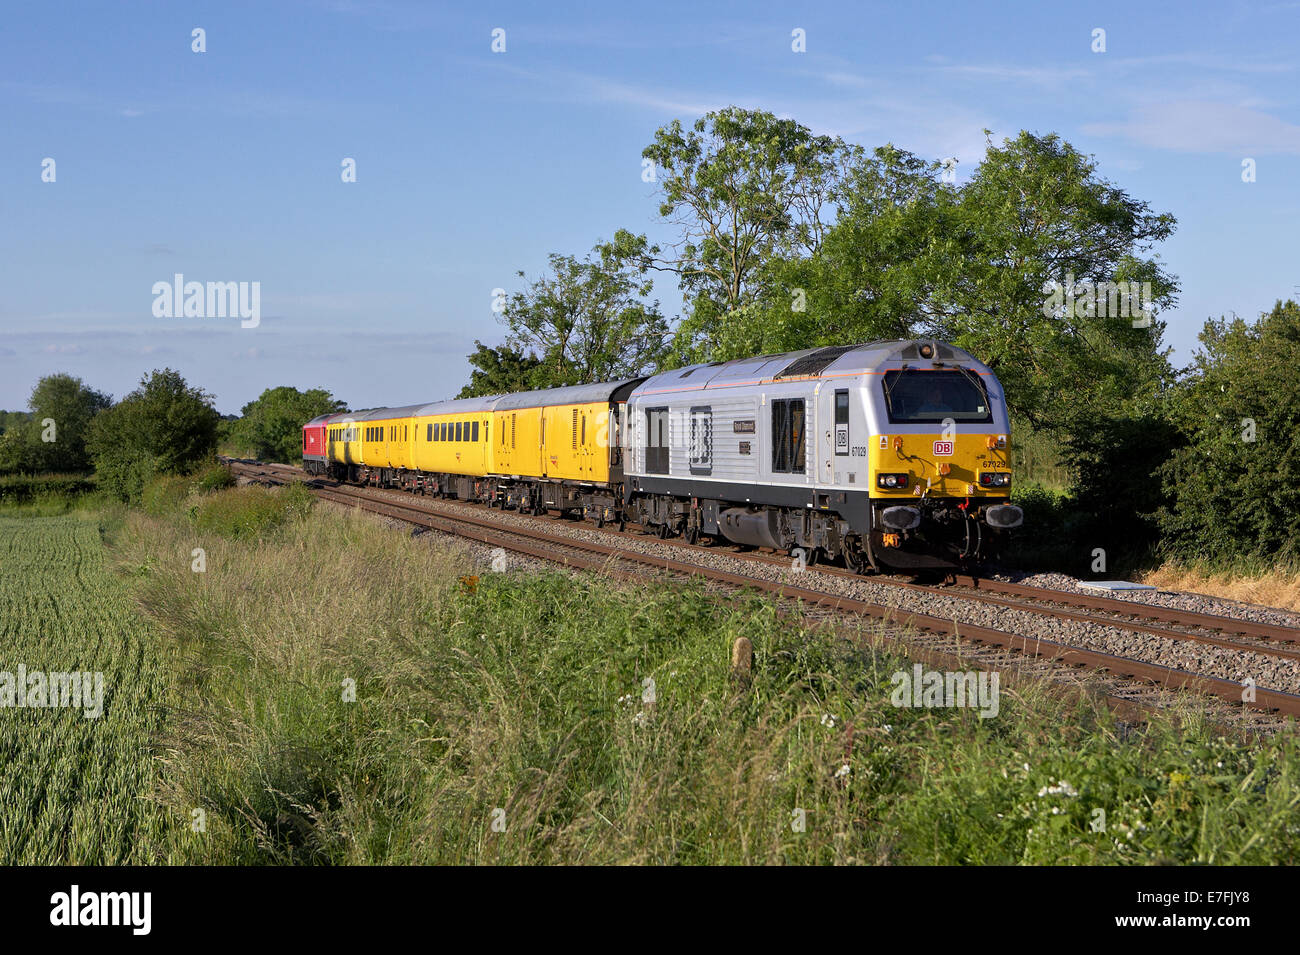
[881,369,993,424]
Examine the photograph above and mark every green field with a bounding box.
[0,515,172,863]
[3,490,1300,864]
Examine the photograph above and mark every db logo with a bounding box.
[933,440,954,456]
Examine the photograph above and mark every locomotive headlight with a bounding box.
[877,472,910,489]
[979,472,1011,488]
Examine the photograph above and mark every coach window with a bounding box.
[472,421,480,442]
[689,406,712,475]
[772,399,806,474]
[645,407,669,474]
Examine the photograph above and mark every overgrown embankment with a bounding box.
[98,479,1300,864]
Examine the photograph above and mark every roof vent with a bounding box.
[775,344,858,379]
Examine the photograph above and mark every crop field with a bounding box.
[0,515,172,863]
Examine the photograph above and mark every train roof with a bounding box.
[632,340,983,396]
[412,395,501,416]
[302,342,987,428]
[330,404,429,423]
[491,378,645,411]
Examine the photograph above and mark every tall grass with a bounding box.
[109,491,1300,864]
[1139,562,1300,613]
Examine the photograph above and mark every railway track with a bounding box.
[227,458,1300,727]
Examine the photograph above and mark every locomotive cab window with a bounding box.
[771,399,806,474]
[882,369,992,424]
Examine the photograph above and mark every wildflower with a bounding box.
[834,763,851,779]
[1036,780,1079,798]
[632,711,647,726]
[821,713,837,729]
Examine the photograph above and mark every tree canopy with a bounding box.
[227,386,348,463]
[0,374,110,474]
[86,368,222,501]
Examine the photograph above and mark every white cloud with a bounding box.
[1084,101,1300,155]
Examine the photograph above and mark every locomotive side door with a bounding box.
[817,383,833,485]
[819,384,854,486]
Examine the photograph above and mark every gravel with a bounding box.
[997,569,1300,632]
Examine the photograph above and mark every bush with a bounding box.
[140,474,193,517]
[1004,483,1077,570]
[1158,301,1300,564]
[0,473,95,504]
[192,463,235,493]
[87,369,220,502]
[191,484,314,540]
[1061,411,1180,568]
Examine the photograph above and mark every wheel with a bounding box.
[843,537,873,575]
[794,546,819,567]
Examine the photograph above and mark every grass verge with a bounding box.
[103,487,1300,864]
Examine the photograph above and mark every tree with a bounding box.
[928,131,1179,437]
[637,107,849,362]
[0,376,109,473]
[228,386,348,463]
[457,342,543,398]
[1157,301,1300,564]
[86,369,222,501]
[717,144,951,360]
[493,244,669,388]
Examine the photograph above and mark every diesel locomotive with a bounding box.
[301,340,1023,571]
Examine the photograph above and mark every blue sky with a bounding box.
[2,0,1298,414]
